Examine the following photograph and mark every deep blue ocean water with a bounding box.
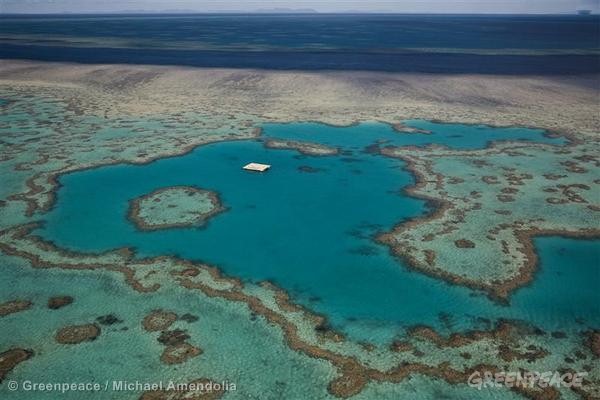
[36,121,598,342]
[0,14,598,73]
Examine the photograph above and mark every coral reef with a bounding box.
[0,299,31,317]
[55,323,101,344]
[139,378,226,400]
[378,141,599,301]
[142,310,178,332]
[263,138,339,156]
[129,186,224,231]
[0,348,33,382]
[47,295,73,310]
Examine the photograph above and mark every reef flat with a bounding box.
[129,186,223,231]
[263,138,339,156]
[378,140,600,301]
[0,60,599,399]
[0,60,598,136]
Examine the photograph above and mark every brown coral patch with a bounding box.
[561,160,587,173]
[585,330,600,358]
[407,321,514,348]
[389,340,414,353]
[482,176,499,184]
[498,344,549,363]
[142,310,178,332]
[421,233,435,241]
[327,361,369,398]
[0,348,33,382]
[471,159,490,167]
[497,194,515,202]
[543,173,567,180]
[512,383,561,400]
[555,183,589,204]
[48,296,73,310]
[160,343,202,365]
[501,187,519,194]
[139,378,226,400]
[315,322,346,343]
[447,177,464,184]
[180,313,199,323]
[495,210,512,215]
[96,314,123,325]
[55,323,101,344]
[423,249,436,266]
[157,329,190,346]
[454,239,475,248]
[0,299,32,317]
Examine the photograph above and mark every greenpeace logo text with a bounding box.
[467,370,587,390]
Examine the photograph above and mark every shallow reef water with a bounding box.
[33,120,598,344]
[0,255,337,400]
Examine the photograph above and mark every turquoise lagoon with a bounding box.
[36,121,598,343]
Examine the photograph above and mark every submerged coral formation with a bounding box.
[129,186,224,231]
[378,140,599,301]
[142,310,178,332]
[160,342,202,365]
[55,323,101,344]
[142,310,202,365]
[47,296,73,310]
[139,378,226,400]
[0,348,33,382]
[0,300,31,317]
[263,138,339,156]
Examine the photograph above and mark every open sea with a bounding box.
[0,14,599,73]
